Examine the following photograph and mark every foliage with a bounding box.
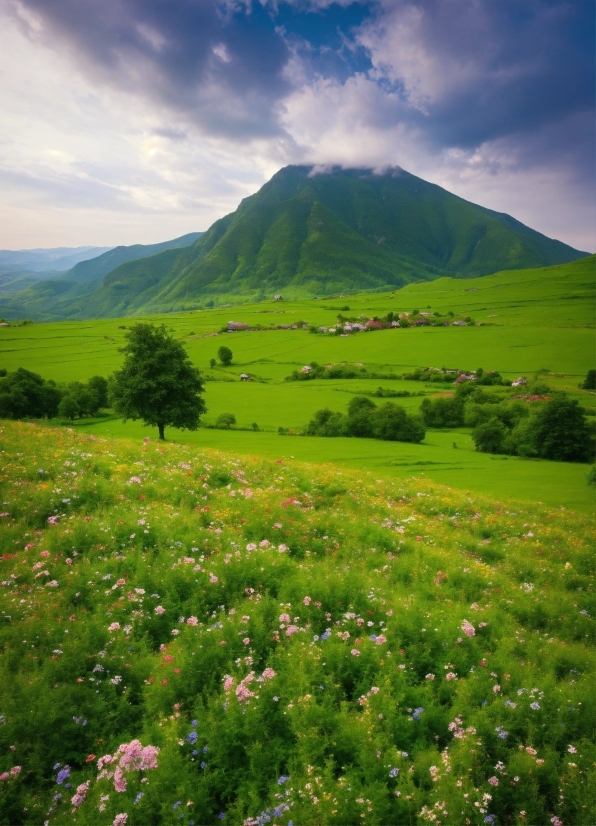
[527,396,593,462]
[217,346,233,366]
[0,421,594,826]
[0,367,61,419]
[110,323,206,441]
[307,397,426,443]
[420,396,465,427]
[215,413,236,429]
[582,369,596,390]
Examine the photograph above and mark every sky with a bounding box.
[0,0,593,252]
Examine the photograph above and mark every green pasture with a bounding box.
[1,256,594,511]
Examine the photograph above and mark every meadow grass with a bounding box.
[0,420,594,825]
[0,257,594,512]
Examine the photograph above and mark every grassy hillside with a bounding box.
[0,167,587,321]
[0,420,594,825]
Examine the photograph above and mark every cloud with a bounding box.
[0,0,593,250]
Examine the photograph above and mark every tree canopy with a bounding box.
[218,346,233,366]
[110,323,206,440]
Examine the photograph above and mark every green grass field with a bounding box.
[1,257,594,511]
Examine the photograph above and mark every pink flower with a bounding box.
[223,675,235,692]
[40,550,50,557]
[116,578,126,586]
[183,557,195,564]
[273,522,282,529]
[47,516,60,525]
[493,684,501,693]
[113,815,128,826]
[262,668,276,679]
[488,776,499,786]
[209,573,218,584]
[154,605,166,615]
[567,745,577,754]
[97,754,114,771]
[242,637,250,645]
[9,766,21,776]
[351,649,361,657]
[246,543,257,551]
[108,622,121,632]
[425,673,435,680]
[303,596,312,606]
[278,544,289,553]
[461,619,475,637]
[259,540,270,548]
[71,780,90,807]
[186,616,198,626]
[375,635,387,645]
[113,767,127,792]
[66,558,73,565]
[0,773,9,781]
[356,618,364,626]
[279,613,291,623]
[445,672,458,681]
[285,625,299,637]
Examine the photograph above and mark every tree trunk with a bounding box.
[158,422,165,441]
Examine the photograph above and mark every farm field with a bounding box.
[0,420,594,826]
[0,256,594,512]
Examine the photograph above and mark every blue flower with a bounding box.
[134,792,144,805]
[173,800,182,810]
[277,775,290,785]
[218,814,225,821]
[56,767,70,784]
[202,746,208,753]
[187,731,198,744]
[200,761,207,769]
[389,768,399,777]
[192,749,198,756]
[191,719,198,728]
[369,634,377,641]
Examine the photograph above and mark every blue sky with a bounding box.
[0,0,593,250]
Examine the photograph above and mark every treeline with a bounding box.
[421,382,593,462]
[306,396,425,443]
[286,362,400,381]
[0,368,108,421]
[405,366,510,385]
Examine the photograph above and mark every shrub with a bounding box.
[218,346,233,366]
[582,369,596,390]
[215,413,236,429]
[472,417,508,453]
[420,396,465,427]
[527,396,593,462]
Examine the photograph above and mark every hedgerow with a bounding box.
[0,421,593,826]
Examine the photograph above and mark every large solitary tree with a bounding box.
[110,323,206,440]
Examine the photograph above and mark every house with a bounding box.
[300,365,312,373]
[274,294,283,301]
[451,320,467,326]
[512,377,528,387]
[240,373,251,381]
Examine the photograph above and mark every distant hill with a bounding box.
[63,232,203,285]
[0,167,587,319]
[0,232,203,320]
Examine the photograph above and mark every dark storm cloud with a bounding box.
[356,0,594,169]
[9,0,293,139]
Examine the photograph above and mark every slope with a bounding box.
[71,165,587,318]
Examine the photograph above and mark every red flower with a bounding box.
[85,754,96,763]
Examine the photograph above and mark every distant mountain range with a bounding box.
[0,166,588,320]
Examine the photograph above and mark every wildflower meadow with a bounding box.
[0,421,593,825]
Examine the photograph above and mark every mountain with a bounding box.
[0,232,203,320]
[63,232,203,285]
[0,245,113,275]
[79,165,588,317]
[0,167,588,319]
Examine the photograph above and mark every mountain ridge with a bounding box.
[0,166,588,319]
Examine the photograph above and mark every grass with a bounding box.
[0,420,594,826]
[0,256,594,511]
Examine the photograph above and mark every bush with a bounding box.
[215,413,236,429]
[420,396,465,427]
[218,346,233,366]
[472,417,507,454]
[58,394,80,422]
[308,400,426,443]
[0,367,62,419]
[527,397,593,462]
[582,369,596,390]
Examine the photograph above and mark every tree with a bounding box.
[346,395,376,438]
[472,417,507,454]
[371,403,426,443]
[110,323,206,441]
[58,394,80,422]
[526,397,592,462]
[209,358,217,369]
[582,369,596,390]
[0,368,61,419]
[88,375,109,408]
[218,346,233,366]
[215,413,236,429]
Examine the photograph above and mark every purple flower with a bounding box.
[277,775,290,785]
[56,766,70,784]
[389,768,399,777]
[530,702,541,710]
